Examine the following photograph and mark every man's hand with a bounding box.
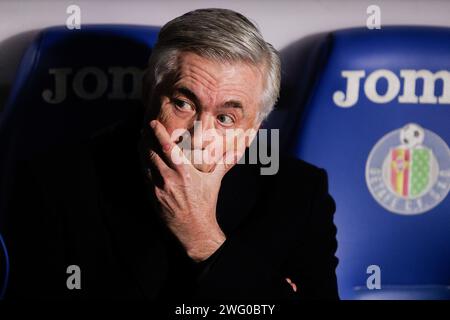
[146,120,246,262]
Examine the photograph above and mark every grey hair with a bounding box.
[143,8,281,123]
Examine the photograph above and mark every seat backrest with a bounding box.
[0,24,159,153]
[0,24,159,233]
[268,26,450,299]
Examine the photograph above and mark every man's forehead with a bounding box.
[173,52,264,104]
[177,53,260,85]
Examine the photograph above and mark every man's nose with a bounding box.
[189,114,217,150]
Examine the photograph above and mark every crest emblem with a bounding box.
[366,123,450,215]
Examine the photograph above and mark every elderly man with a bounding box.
[3,8,338,300]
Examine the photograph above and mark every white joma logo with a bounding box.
[333,69,450,108]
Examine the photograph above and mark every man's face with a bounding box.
[149,52,265,172]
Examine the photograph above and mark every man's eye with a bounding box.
[173,99,194,111]
[217,114,234,125]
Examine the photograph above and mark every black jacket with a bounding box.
[1,120,339,300]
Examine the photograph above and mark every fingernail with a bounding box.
[150,120,156,129]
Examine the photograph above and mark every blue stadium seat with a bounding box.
[267,26,450,300]
[0,24,159,154]
[0,25,160,294]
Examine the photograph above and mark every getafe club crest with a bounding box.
[366,123,450,215]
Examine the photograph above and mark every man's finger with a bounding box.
[148,149,172,176]
[150,120,190,168]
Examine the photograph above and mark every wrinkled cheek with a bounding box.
[157,107,188,143]
[156,104,173,128]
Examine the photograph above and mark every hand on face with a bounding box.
[146,119,248,262]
